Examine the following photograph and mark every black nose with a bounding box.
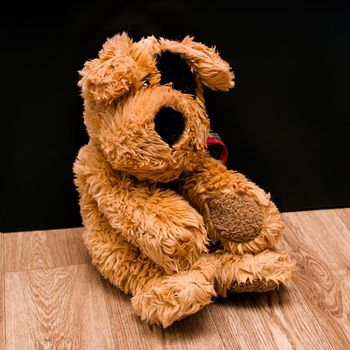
[154,107,186,147]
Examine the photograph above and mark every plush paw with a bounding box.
[160,224,208,270]
[214,250,294,297]
[131,257,216,327]
[205,190,283,255]
[207,192,263,243]
[140,218,209,275]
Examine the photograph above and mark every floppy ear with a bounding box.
[159,36,234,91]
[78,33,137,103]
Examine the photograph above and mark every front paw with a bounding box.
[159,224,208,272]
[140,210,209,274]
[205,190,283,254]
[207,192,263,243]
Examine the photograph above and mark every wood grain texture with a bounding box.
[2,208,350,349]
[101,278,224,350]
[282,209,350,349]
[5,264,114,350]
[0,234,5,350]
[209,284,333,350]
[4,227,90,272]
[337,208,350,231]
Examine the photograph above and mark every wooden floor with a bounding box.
[1,208,350,349]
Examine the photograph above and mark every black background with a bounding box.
[1,1,350,232]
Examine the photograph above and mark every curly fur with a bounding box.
[74,33,294,328]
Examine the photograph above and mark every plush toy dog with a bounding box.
[74,33,294,328]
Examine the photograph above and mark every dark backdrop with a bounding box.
[1,1,350,232]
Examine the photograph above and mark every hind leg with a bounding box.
[80,192,216,327]
[213,249,294,297]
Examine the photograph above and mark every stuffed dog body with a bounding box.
[74,34,293,327]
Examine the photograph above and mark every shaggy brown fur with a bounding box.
[74,33,294,328]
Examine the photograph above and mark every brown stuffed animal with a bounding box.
[73,33,294,328]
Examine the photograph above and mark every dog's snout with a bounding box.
[154,107,185,147]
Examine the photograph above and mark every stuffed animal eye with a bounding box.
[142,80,150,88]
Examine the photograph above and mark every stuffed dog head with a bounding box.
[79,33,234,182]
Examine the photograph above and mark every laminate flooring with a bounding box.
[1,209,349,349]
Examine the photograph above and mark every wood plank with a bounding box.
[333,207,350,230]
[282,210,350,349]
[5,263,114,349]
[0,234,5,350]
[4,227,90,272]
[101,278,225,350]
[209,283,333,350]
[2,208,350,349]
